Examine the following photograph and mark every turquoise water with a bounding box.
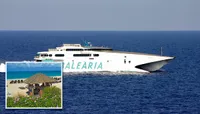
[7,71,61,79]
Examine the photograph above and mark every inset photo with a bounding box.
[6,62,62,109]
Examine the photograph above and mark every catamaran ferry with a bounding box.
[34,43,174,73]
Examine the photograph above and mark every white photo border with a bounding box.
[5,61,63,109]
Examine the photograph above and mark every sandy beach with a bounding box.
[6,76,62,97]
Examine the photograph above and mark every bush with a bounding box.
[7,86,61,108]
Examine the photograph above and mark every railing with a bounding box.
[34,56,39,58]
[63,44,81,47]
[48,49,57,51]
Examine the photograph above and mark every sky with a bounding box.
[7,62,62,72]
[0,0,200,31]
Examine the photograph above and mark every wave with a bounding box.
[0,60,62,73]
[63,71,148,76]
[1,60,163,75]
[0,63,5,72]
[0,61,35,73]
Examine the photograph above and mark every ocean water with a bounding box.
[0,31,200,113]
[7,71,61,80]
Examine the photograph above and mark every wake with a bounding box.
[63,71,147,76]
[0,63,5,72]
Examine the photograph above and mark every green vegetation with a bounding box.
[7,86,61,108]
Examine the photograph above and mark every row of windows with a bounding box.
[73,54,99,57]
[40,54,99,57]
[93,54,99,57]
[66,49,83,51]
[73,54,91,57]
[85,49,112,51]
[55,54,64,57]
[124,59,131,64]
[41,54,52,57]
[65,48,112,51]
[41,54,63,57]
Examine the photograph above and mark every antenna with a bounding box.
[81,38,87,47]
[161,47,163,56]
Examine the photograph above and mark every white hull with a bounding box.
[0,56,173,73]
[0,54,174,73]
[61,51,174,73]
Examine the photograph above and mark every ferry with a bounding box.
[34,42,175,73]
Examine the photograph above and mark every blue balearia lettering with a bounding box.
[97,62,102,69]
[71,61,75,69]
[77,62,81,69]
[88,62,93,69]
[64,61,102,70]
[65,62,70,69]
[82,62,87,69]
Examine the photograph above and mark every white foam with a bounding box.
[63,71,147,76]
[0,63,6,72]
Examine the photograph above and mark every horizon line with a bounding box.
[0,30,200,32]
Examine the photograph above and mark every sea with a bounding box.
[0,31,200,113]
